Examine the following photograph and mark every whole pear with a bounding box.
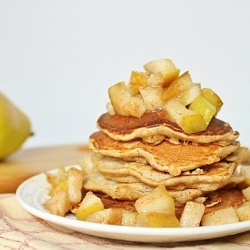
[0,92,32,160]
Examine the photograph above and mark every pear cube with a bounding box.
[188,95,216,124]
[75,191,104,221]
[135,185,175,215]
[108,81,146,117]
[201,206,239,226]
[236,202,250,221]
[180,201,205,227]
[123,96,147,117]
[162,71,193,102]
[182,113,207,134]
[129,71,148,95]
[120,210,137,226]
[201,88,223,113]
[164,98,208,134]
[86,208,123,225]
[180,83,201,106]
[139,86,164,111]
[143,59,180,87]
[136,212,180,228]
[242,186,250,201]
[108,81,131,116]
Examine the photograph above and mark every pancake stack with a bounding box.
[82,59,249,214]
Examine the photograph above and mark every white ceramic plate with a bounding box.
[16,166,250,243]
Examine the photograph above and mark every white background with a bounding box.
[1,0,250,148]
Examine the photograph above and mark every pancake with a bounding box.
[97,110,239,145]
[83,171,203,204]
[95,192,136,212]
[90,131,240,176]
[203,188,246,215]
[225,146,250,164]
[104,175,139,183]
[93,153,239,192]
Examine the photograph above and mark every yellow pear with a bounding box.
[0,92,32,160]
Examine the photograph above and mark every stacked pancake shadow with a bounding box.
[83,110,247,211]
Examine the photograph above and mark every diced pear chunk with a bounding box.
[49,179,68,196]
[236,202,250,221]
[121,210,138,226]
[136,212,180,228]
[201,206,239,226]
[245,179,250,186]
[140,86,164,111]
[147,74,165,87]
[180,201,205,227]
[129,71,148,95]
[180,83,201,106]
[164,98,194,126]
[44,191,71,216]
[75,191,104,221]
[240,166,250,186]
[162,71,193,102]
[67,167,84,204]
[108,81,131,116]
[123,96,147,117]
[143,59,180,87]
[182,114,207,134]
[242,186,250,201]
[108,81,147,117]
[106,102,115,115]
[87,208,137,226]
[135,185,175,215]
[239,147,250,164]
[188,95,216,124]
[201,88,223,113]
[86,208,123,225]
[164,98,207,134]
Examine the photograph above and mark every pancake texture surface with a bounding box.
[90,131,240,176]
[83,170,203,204]
[92,153,239,192]
[97,110,239,145]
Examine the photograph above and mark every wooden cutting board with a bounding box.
[0,144,90,193]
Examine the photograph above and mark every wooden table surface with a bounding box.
[0,144,90,193]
